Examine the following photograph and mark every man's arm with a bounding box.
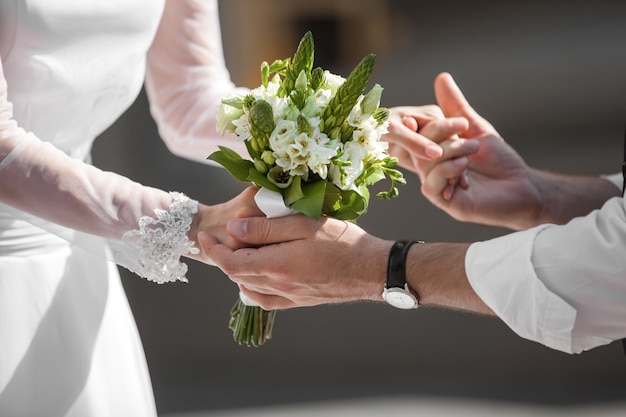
[203,215,492,315]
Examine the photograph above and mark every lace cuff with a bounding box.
[122,192,200,284]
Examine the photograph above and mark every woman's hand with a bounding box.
[187,186,264,265]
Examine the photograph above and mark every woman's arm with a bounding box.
[145,0,249,162]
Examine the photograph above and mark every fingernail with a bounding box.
[228,219,247,238]
[443,184,455,201]
[425,143,443,159]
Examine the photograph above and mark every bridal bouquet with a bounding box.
[209,32,405,346]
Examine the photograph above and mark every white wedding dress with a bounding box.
[0,1,246,415]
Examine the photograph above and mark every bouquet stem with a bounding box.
[229,299,276,347]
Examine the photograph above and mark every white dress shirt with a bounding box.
[466,175,626,354]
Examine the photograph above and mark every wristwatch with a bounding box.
[382,240,422,309]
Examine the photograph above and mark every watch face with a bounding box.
[383,288,418,309]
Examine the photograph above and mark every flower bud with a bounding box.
[254,158,268,174]
[250,137,260,152]
[372,107,390,125]
[310,67,324,90]
[361,83,383,115]
[261,150,275,165]
[295,70,308,91]
[261,61,270,87]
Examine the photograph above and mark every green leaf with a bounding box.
[221,96,244,109]
[284,176,305,206]
[322,183,342,214]
[290,180,326,219]
[320,185,369,221]
[335,189,368,220]
[207,147,255,182]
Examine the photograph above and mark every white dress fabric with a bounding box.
[0,0,245,415]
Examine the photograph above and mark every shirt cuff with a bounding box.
[465,226,578,353]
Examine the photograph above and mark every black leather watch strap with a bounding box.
[386,240,423,289]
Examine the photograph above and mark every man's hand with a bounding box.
[201,215,391,310]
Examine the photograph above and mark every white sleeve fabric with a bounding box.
[0,60,199,284]
[466,195,626,354]
[145,0,250,163]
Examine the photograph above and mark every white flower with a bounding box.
[217,102,244,135]
[307,129,338,179]
[353,125,387,156]
[313,88,333,108]
[269,119,298,151]
[251,76,289,119]
[347,99,369,130]
[232,113,252,142]
[300,94,323,118]
[282,133,312,177]
[323,70,345,96]
[330,141,366,190]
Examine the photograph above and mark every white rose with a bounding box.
[217,103,244,135]
[323,71,346,96]
[269,119,298,152]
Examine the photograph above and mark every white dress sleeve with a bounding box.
[144,0,250,163]
[466,193,626,354]
[0,59,198,284]
[0,0,252,284]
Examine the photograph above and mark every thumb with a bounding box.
[434,72,474,118]
[227,214,317,245]
[434,72,495,137]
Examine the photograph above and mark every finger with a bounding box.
[392,105,445,124]
[421,156,470,202]
[434,73,477,119]
[418,117,469,144]
[438,138,479,161]
[239,286,296,310]
[227,214,318,245]
[387,115,443,160]
[209,243,269,277]
[434,73,496,137]
[402,116,418,131]
[412,138,478,182]
[194,231,220,266]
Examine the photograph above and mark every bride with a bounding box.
[0,1,261,415]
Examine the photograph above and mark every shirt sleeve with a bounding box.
[145,0,250,162]
[466,194,626,354]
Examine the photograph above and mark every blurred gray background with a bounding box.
[93,0,626,415]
